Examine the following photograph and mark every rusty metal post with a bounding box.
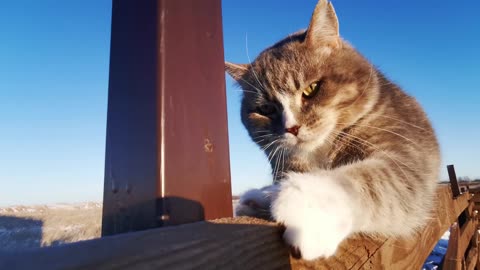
[102,0,232,236]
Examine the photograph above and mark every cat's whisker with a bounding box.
[252,130,271,135]
[269,145,282,169]
[266,148,277,176]
[261,138,280,152]
[272,153,279,181]
[245,33,268,93]
[362,114,431,132]
[263,140,282,170]
[252,129,270,133]
[278,148,286,180]
[336,122,420,147]
[333,128,429,177]
[376,82,397,87]
[332,130,399,167]
[326,134,395,196]
[280,147,287,180]
[349,64,375,107]
[233,89,258,95]
[331,130,413,181]
[238,77,264,94]
[269,143,285,181]
[326,134,369,168]
[253,134,273,140]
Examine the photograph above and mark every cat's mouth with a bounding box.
[283,132,313,149]
[283,127,332,152]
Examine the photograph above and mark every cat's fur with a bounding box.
[226,0,440,260]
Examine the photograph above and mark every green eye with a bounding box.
[302,82,320,99]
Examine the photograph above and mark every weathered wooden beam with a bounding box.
[444,217,478,270]
[471,193,480,203]
[1,217,290,270]
[102,0,232,236]
[466,247,478,270]
[444,222,462,270]
[444,193,478,270]
[460,218,478,258]
[471,230,480,270]
[468,184,480,193]
[0,185,468,270]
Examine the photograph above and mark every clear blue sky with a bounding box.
[0,1,479,206]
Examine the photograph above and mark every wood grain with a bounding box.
[0,185,469,270]
[466,247,478,270]
[444,222,462,270]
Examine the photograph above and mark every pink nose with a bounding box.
[285,125,300,136]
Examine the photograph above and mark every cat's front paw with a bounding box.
[235,185,279,220]
[271,172,354,260]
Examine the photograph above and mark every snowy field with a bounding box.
[0,203,102,251]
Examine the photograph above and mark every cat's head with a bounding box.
[226,0,379,158]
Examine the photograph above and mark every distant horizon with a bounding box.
[1,1,479,206]
[1,175,479,207]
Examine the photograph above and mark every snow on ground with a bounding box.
[422,230,451,270]
[0,202,102,251]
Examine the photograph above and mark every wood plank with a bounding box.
[471,193,480,203]
[444,199,478,270]
[363,188,469,270]
[467,247,478,270]
[444,222,463,270]
[459,219,479,261]
[468,185,480,193]
[0,185,468,270]
[0,217,290,270]
[477,243,480,270]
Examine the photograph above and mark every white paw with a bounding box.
[271,172,353,260]
[235,185,279,219]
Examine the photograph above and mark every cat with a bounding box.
[225,0,440,261]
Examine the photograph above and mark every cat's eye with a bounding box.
[302,82,321,99]
[258,104,276,115]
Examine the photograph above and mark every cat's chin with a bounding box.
[283,133,299,144]
[286,134,327,154]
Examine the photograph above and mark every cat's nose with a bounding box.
[285,125,300,136]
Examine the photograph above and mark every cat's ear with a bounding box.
[225,62,249,81]
[305,0,340,48]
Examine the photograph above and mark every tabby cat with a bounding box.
[226,0,440,260]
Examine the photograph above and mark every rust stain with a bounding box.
[204,138,214,153]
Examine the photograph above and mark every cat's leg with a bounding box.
[271,171,354,260]
[235,184,279,220]
[271,156,433,260]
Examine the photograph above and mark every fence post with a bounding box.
[448,164,462,198]
[102,0,232,236]
[448,164,469,229]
